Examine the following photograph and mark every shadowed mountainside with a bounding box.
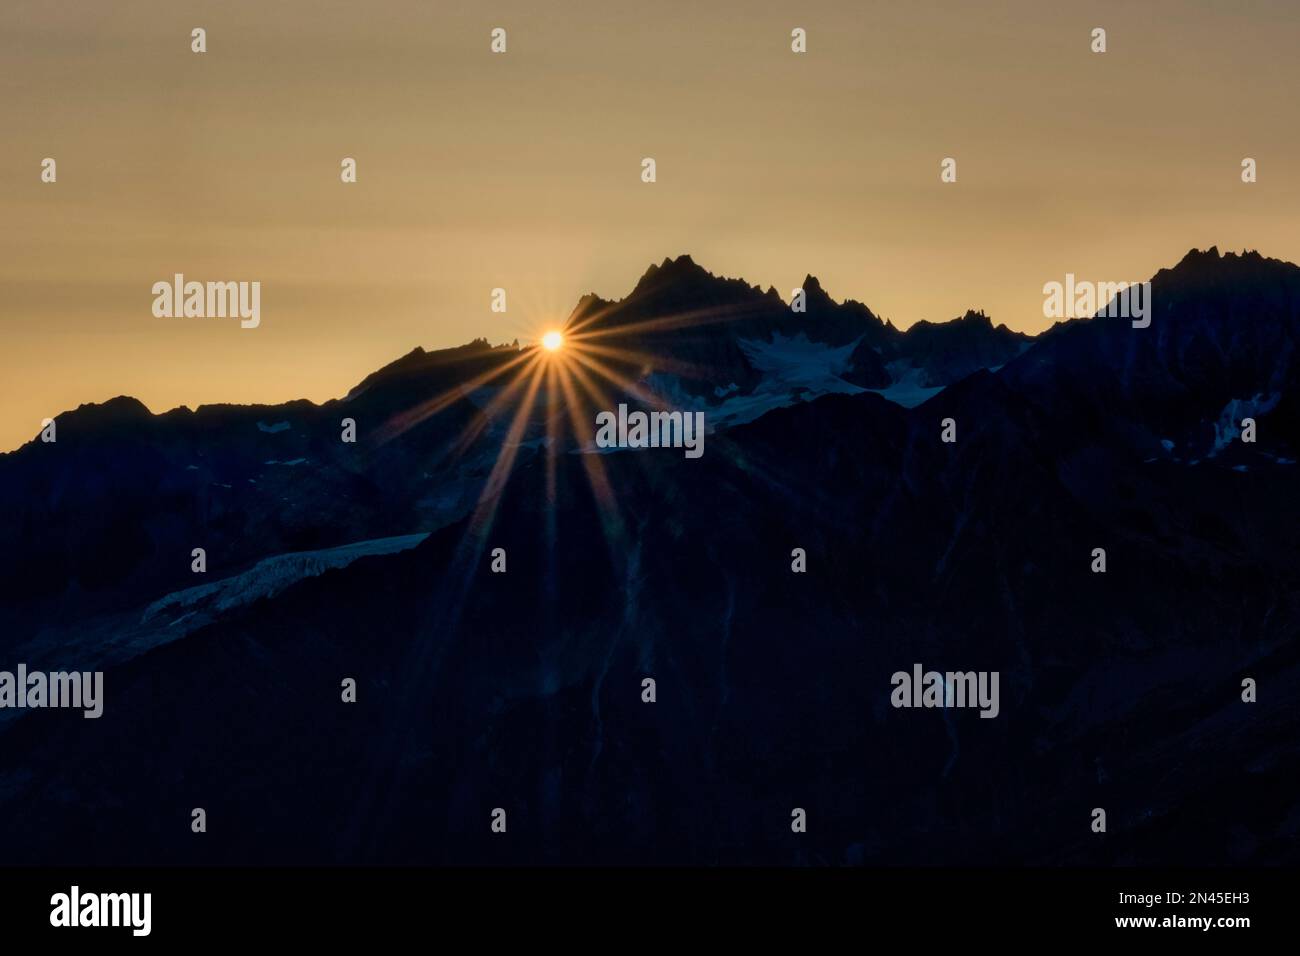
[0,248,1296,865]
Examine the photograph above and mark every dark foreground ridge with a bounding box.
[0,248,1296,864]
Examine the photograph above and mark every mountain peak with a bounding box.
[958,309,993,326]
[800,274,835,306]
[1158,246,1298,291]
[1166,245,1289,274]
[623,254,771,311]
[635,253,707,286]
[68,395,153,424]
[1171,246,1222,272]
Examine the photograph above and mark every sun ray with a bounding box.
[446,350,545,460]
[465,357,547,538]
[564,355,624,416]
[373,346,535,446]
[556,367,618,509]
[566,299,768,343]
[554,365,630,567]
[575,350,676,411]
[562,296,629,337]
[567,339,715,381]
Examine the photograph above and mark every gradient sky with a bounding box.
[3,0,1299,451]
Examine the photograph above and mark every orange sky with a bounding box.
[3,0,1299,451]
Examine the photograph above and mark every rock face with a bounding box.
[567,255,1030,398]
[0,262,1027,638]
[0,248,1296,866]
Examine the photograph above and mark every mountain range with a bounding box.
[0,246,1296,865]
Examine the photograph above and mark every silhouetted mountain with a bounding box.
[0,340,524,635]
[0,248,1296,866]
[0,259,1030,637]
[1004,248,1300,460]
[568,254,1023,399]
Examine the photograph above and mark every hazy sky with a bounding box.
[3,0,1299,451]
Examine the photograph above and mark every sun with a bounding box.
[374,300,716,573]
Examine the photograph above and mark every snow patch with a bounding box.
[711,333,865,427]
[866,362,945,408]
[142,532,430,626]
[1209,393,1280,457]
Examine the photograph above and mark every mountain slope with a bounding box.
[0,248,1296,865]
[0,261,1034,644]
